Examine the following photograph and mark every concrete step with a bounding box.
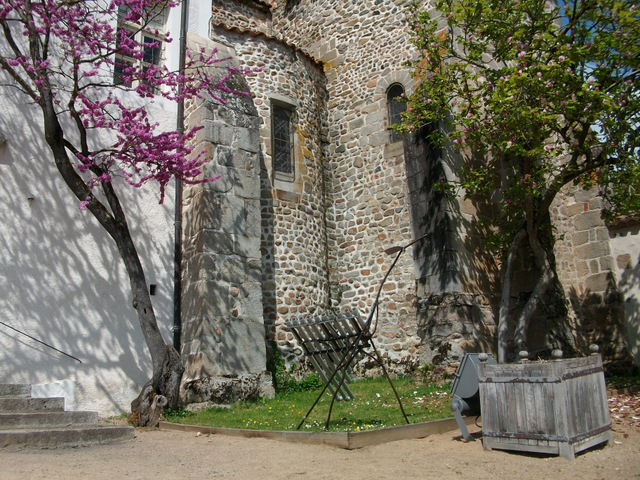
[0,384,134,449]
[0,396,65,413]
[0,384,31,398]
[0,425,135,449]
[0,411,99,430]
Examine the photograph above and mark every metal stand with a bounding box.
[286,235,427,430]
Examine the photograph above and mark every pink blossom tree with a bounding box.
[0,0,249,424]
[402,0,639,362]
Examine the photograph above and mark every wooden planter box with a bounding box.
[478,352,612,460]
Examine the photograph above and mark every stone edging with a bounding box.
[159,416,472,449]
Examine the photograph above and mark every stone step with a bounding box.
[0,425,135,450]
[0,411,99,430]
[0,396,65,413]
[0,384,31,398]
[0,384,134,449]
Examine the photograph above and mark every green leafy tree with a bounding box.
[402,0,639,362]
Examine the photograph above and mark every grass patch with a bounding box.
[164,377,452,432]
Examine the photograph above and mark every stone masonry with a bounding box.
[178,0,633,405]
[180,33,274,404]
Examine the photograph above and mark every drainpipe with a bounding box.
[173,0,189,351]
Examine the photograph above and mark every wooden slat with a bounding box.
[285,309,371,401]
[479,355,611,458]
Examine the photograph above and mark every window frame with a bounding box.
[113,6,166,91]
[270,100,297,183]
[387,83,407,143]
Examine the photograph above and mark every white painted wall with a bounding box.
[0,2,210,415]
[609,222,640,366]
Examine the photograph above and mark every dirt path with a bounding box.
[0,421,638,480]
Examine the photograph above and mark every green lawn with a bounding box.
[163,377,452,432]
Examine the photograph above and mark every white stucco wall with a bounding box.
[0,2,211,415]
[609,221,640,366]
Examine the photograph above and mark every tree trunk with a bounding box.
[109,221,185,425]
[40,94,183,426]
[513,225,554,354]
[498,229,526,363]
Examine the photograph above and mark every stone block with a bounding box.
[233,233,261,259]
[236,126,260,153]
[572,231,590,247]
[203,253,239,283]
[217,318,268,374]
[204,121,235,146]
[561,202,585,217]
[573,210,605,231]
[575,241,609,260]
[213,144,235,167]
[216,102,259,129]
[202,282,233,317]
[233,170,261,200]
[575,260,590,277]
[244,201,262,237]
[202,165,234,193]
[203,230,234,255]
[233,282,264,319]
[616,253,631,270]
[247,257,263,283]
[584,272,613,293]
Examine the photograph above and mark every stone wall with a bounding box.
[552,186,629,363]
[271,0,429,368]
[209,21,330,367]
[181,0,633,394]
[608,217,640,366]
[181,33,273,404]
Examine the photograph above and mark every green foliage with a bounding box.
[266,343,324,394]
[404,0,640,254]
[162,407,191,419]
[162,377,452,432]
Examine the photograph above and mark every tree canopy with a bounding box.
[402,0,639,361]
[0,0,247,204]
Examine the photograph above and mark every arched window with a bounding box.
[387,84,407,143]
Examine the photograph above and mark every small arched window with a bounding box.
[387,84,407,143]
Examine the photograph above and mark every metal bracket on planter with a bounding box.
[450,352,496,441]
[451,396,475,441]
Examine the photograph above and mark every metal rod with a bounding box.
[0,320,82,363]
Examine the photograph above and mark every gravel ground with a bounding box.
[0,398,638,480]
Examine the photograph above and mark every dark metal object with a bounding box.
[0,320,82,363]
[450,352,496,441]
[287,309,368,401]
[286,234,428,430]
[287,307,409,430]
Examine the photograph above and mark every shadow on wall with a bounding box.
[568,270,637,371]
[260,150,279,364]
[618,250,640,367]
[406,122,593,363]
[406,124,501,360]
[0,88,174,414]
